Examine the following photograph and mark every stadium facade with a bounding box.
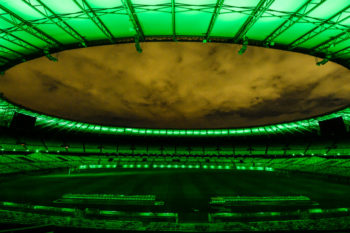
[0,0,350,232]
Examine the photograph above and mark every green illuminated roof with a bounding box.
[0,0,350,137]
[0,0,349,70]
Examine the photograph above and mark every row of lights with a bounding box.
[78,164,274,171]
[1,148,342,156]
[1,147,344,157]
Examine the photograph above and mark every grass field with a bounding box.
[1,169,350,220]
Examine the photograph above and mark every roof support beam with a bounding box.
[22,0,87,47]
[171,0,176,41]
[0,45,25,58]
[0,28,40,51]
[205,0,224,41]
[233,0,275,43]
[263,0,326,46]
[72,0,115,43]
[288,5,350,50]
[0,55,10,63]
[121,0,145,41]
[0,4,61,48]
[332,45,350,59]
[311,31,350,55]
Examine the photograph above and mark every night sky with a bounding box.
[1,42,350,129]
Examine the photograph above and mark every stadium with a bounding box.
[1,0,350,232]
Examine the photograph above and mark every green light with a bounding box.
[309,208,323,213]
[129,164,134,168]
[61,208,75,213]
[181,165,186,168]
[210,165,215,169]
[167,130,173,135]
[188,165,193,168]
[195,165,200,168]
[2,202,17,206]
[203,165,208,169]
[336,208,349,212]
[160,130,166,135]
[225,165,230,169]
[167,164,171,168]
[153,164,158,168]
[174,165,179,168]
[144,164,149,168]
[160,164,164,168]
[123,164,128,168]
[139,129,146,134]
[218,165,223,169]
[137,164,141,168]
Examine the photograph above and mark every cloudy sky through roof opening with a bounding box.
[1,42,350,129]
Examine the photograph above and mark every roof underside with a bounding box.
[0,0,350,70]
[0,0,350,137]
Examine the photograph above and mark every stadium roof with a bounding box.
[0,0,350,137]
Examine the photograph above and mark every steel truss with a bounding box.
[22,0,87,47]
[233,0,275,43]
[0,2,348,69]
[311,32,350,56]
[0,4,348,41]
[72,0,115,43]
[0,4,60,47]
[288,5,350,50]
[263,0,326,46]
[121,0,144,40]
[0,44,25,59]
[0,28,40,51]
[171,0,176,40]
[205,0,224,40]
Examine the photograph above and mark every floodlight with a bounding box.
[44,50,58,62]
[238,37,249,55]
[316,55,331,66]
[135,36,142,53]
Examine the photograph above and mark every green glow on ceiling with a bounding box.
[0,0,350,137]
[0,0,348,69]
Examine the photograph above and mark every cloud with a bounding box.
[0,42,349,128]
